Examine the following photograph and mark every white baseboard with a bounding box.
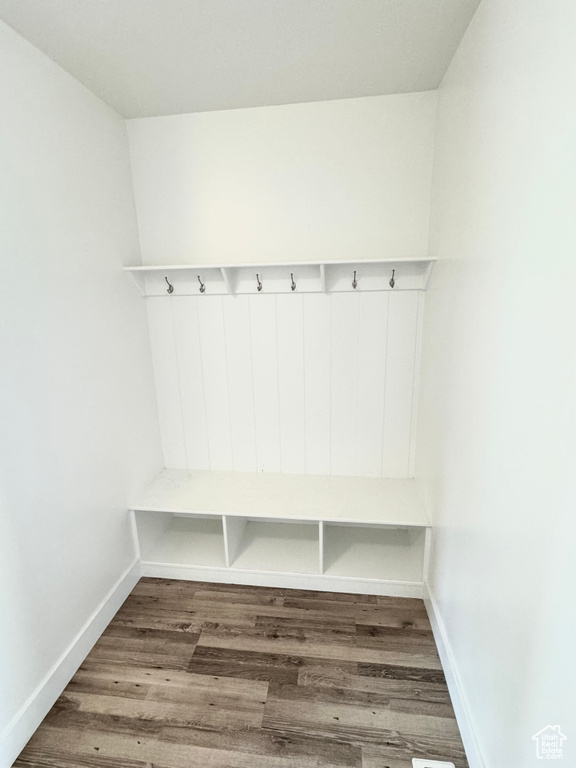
[141,561,424,599]
[0,560,141,768]
[424,580,485,768]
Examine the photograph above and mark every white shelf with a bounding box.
[323,524,425,583]
[124,257,436,296]
[132,469,430,528]
[229,520,319,574]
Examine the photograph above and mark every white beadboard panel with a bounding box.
[276,294,306,474]
[222,296,258,472]
[408,292,425,476]
[381,291,419,477]
[146,291,422,478]
[249,295,282,472]
[197,297,234,470]
[330,292,360,476]
[303,294,331,475]
[357,292,389,476]
[171,297,210,470]
[146,298,186,467]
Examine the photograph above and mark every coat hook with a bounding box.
[197,275,205,293]
[290,273,296,291]
[352,270,357,290]
[256,273,263,292]
[389,269,396,289]
[165,276,174,294]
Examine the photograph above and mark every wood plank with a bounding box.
[131,577,198,597]
[17,727,316,768]
[255,614,357,636]
[197,624,442,669]
[85,647,196,672]
[15,742,149,768]
[355,625,438,654]
[356,662,446,685]
[51,690,264,729]
[187,646,358,685]
[192,589,285,606]
[297,666,452,704]
[267,680,393,709]
[262,694,461,743]
[186,646,302,684]
[193,583,378,603]
[282,597,432,629]
[64,675,151,700]
[362,740,468,768]
[161,724,362,768]
[76,662,268,697]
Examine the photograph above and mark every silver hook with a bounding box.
[197,275,205,293]
[256,273,263,292]
[352,270,357,290]
[165,276,174,294]
[290,273,296,291]
[389,269,395,289]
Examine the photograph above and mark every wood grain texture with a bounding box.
[14,578,468,768]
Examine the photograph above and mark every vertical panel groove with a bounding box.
[380,295,391,478]
[197,296,234,470]
[303,297,308,470]
[329,296,332,475]
[168,298,188,468]
[196,299,211,470]
[221,296,235,471]
[274,295,283,472]
[353,293,361,477]
[248,296,260,472]
[407,293,420,476]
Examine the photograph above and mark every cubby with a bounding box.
[322,524,425,583]
[135,511,226,569]
[226,518,320,574]
[130,470,430,597]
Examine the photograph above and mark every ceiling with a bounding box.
[0,0,480,119]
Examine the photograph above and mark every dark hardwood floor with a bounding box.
[14,578,468,768]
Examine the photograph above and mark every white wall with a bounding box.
[127,92,437,265]
[0,21,162,765]
[147,291,422,477]
[417,1,576,766]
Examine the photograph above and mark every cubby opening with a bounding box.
[225,517,320,574]
[135,511,226,568]
[323,523,425,583]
